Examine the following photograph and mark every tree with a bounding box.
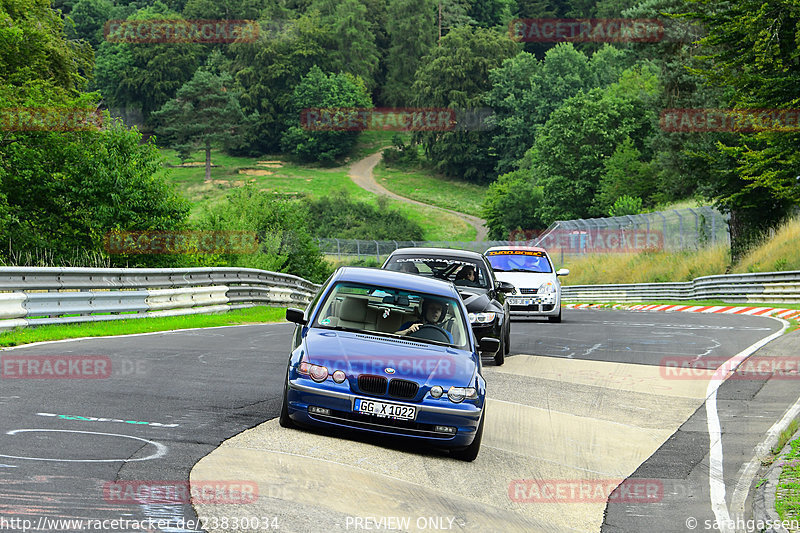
[481,169,545,240]
[152,69,250,180]
[329,0,380,92]
[486,43,631,175]
[411,25,518,183]
[520,66,661,223]
[1,0,93,91]
[67,0,113,49]
[680,0,800,257]
[383,0,436,106]
[280,66,372,164]
[467,0,514,28]
[595,137,658,214]
[1,119,189,264]
[229,9,336,154]
[608,195,643,217]
[93,6,202,123]
[196,186,332,283]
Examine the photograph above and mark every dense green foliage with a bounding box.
[307,190,424,240]
[2,0,799,273]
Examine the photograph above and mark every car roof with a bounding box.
[485,245,549,255]
[387,247,486,261]
[333,266,459,298]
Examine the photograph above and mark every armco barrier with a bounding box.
[561,270,800,304]
[0,267,320,332]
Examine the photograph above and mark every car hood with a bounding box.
[494,272,557,294]
[454,287,495,313]
[303,329,476,385]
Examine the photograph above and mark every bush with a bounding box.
[307,190,424,241]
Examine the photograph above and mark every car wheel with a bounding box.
[279,379,295,429]
[451,411,484,462]
[504,324,510,355]
[548,306,562,323]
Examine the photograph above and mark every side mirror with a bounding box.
[285,308,307,325]
[496,281,515,293]
[556,268,570,277]
[479,337,501,355]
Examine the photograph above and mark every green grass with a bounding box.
[372,161,488,217]
[348,131,409,161]
[775,432,800,523]
[160,147,475,241]
[0,306,286,347]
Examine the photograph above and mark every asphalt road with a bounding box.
[0,309,791,532]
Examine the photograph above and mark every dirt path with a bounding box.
[348,151,489,242]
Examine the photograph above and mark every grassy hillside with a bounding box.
[560,217,800,285]
[372,162,488,217]
[160,147,476,241]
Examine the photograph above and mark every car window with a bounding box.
[384,256,492,289]
[313,282,470,349]
[486,250,553,273]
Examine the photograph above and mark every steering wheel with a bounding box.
[408,324,451,343]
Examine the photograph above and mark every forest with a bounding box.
[1,0,798,281]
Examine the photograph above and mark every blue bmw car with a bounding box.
[280,267,500,461]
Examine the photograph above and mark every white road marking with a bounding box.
[0,429,168,462]
[704,317,789,533]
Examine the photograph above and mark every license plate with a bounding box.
[510,298,536,305]
[354,398,417,420]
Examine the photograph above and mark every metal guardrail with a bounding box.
[561,270,800,304]
[0,267,321,332]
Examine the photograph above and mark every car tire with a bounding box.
[451,411,484,462]
[504,324,511,355]
[279,379,295,429]
[548,307,562,323]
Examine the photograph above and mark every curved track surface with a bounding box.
[0,309,794,532]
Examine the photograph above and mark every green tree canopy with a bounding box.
[280,65,372,164]
[411,25,518,183]
[152,68,250,179]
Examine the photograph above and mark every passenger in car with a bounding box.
[454,265,478,286]
[396,298,454,343]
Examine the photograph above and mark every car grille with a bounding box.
[358,374,387,395]
[519,288,538,295]
[388,379,419,399]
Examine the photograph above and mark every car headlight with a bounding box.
[299,362,329,383]
[447,386,478,403]
[468,312,496,324]
[538,281,556,294]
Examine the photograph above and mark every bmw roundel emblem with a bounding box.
[384,367,396,374]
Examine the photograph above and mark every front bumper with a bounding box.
[286,380,483,448]
[507,293,560,316]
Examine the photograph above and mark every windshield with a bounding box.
[313,282,470,349]
[486,250,553,274]
[384,255,492,290]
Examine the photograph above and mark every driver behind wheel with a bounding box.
[396,298,454,343]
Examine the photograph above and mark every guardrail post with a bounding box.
[374,240,380,262]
